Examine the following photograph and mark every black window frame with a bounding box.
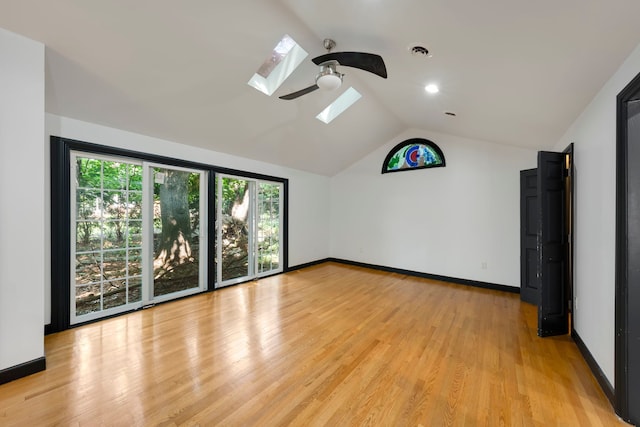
[49,136,288,333]
[381,138,446,174]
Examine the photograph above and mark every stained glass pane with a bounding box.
[382,138,445,174]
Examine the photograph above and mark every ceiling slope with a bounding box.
[1,0,640,175]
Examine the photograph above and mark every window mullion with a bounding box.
[141,162,153,305]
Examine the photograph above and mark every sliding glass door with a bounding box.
[51,137,291,332]
[71,153,207,324]
[216,175,283,287]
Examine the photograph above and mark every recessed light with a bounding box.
[410,45,430,57]
[425,84,439,94]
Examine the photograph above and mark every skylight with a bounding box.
[316,87,362,124]
[247,34,308,96]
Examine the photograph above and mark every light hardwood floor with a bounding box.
[0,263,627,426]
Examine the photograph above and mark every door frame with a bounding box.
[615,70,640,423]
[563,143,575,335]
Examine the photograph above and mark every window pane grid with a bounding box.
[74,275,142,288]
[76,246,142,255]
[73,157,144,317]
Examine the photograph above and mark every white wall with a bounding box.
[330,128,536,287]
[0,28,45,370]
[554,43,640,385]
[44,114,331,324]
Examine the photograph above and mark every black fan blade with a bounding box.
[279,84,320,100]
[312,52,387,78]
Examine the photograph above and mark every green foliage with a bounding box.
[220,177,248,213]
[75,163,283,299]
[77,157,142,190]
[387,153,400,170]
[75,157,144,249]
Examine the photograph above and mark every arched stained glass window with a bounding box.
[382,138,445,174]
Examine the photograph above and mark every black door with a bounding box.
[626,98,640,423]
[617,94,640,423]
[520,169,539,305]
[537,151,568,337]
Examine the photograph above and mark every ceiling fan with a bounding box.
[278,38,387,100]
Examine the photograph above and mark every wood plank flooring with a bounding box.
[0,262,627,426]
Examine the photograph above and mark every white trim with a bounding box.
[216,175,223,287]
[141,162,153,305]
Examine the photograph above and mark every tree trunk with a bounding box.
[155,170,192,273]
[231,183,249,221]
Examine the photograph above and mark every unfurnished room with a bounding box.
[1,1,640,425]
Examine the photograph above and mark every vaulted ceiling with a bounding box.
[2,1,640,175]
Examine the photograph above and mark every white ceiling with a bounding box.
[2,0,640,175]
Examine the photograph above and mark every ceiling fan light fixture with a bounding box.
[316,62,343,90]
[317,73,342,90]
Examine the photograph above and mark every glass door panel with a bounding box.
[152,166,205,298]
[218,176,252,284]
[72,154,144,323]
[257,182,282,275]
